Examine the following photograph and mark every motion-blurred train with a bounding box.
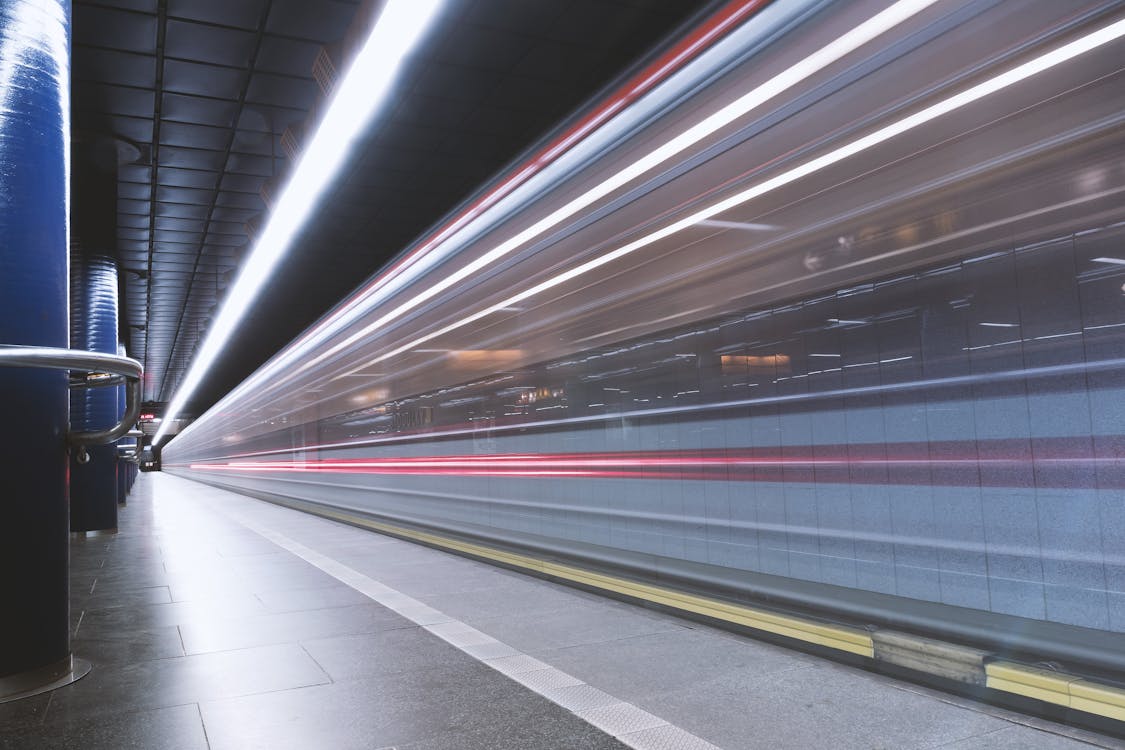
[165,0,1125,681]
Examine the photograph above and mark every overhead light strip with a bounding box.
[154,0,446,443]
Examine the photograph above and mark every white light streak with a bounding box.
[154,0,445,443]
[184,0,943,433]
[348,15,1125,375]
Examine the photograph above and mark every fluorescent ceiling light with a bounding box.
[979,322,1019,327]
[207,0,943,405]
[154,0,445,443]
[1093,256,1125,265]
[350,15,1125,373]
[808,353,842,357]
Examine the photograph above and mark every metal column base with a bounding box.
[0,654,91,703]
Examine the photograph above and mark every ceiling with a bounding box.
[70,0,718,419]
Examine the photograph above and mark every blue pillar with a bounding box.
[116,345,127,504]
[0,0,76,695]
[69,255,120,531]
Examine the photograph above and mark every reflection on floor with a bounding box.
[0,473,1118,749]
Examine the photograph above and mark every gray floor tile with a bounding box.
[178,602,411,654]
[73,624,185,664]
[933,725,1124,749]
[0,691,52,734]
[254,583,372,613]
[537,627,815,701]
[44,642,330,722]
[399,718,630,749]
[638,661,1008,750]
[415,577,606,621]
[471,600,688,654]
[200,660,621,750]
[74,593,268,635]
[0,702,208,750]
[73,584,173,611]
[301,627,479,682]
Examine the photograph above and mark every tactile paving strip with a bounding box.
[578,702,669,736]
[621,724,724,750]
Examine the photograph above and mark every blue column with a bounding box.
[116,345,127,504]
[0,0,74,691]
[69,255,120,531]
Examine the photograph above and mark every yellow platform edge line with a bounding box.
[316,505,872,657]
[308,502,1125,722]
[986,662,1125,721]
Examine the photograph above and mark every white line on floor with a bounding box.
[228,511,721,750]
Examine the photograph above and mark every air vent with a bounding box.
[312,42,344,98]
[311,0,387,98]
[259,178,279,210]
[280,122,304,161]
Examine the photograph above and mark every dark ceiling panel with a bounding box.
[225,152,279,177]
[72,0,717,413]
[73,47,157,88]
[219,172,265,193]
[117,199,149,215]
[118,182,151,200]
[117,228,151,241]
[212,206,259,223]
[74,5,158,53]
[255,35,322,78]
[156,185,214,204]
[118,164,152,182]
[205,233,247,247]
[164,59,248,99]
[215,191,265,210]
[118,214,151,229]
[159,167,218,189]
[153,229,204,244]
[166,0,268,30]
[159,145,227,171]
[229,128,280,156]
[94,114,155,145]
[165,19,258,68]
[265,0,359,42]
[236,104,305,133]
[95,0,158,11]
[245,71,318,110]
[157,202,212,220]
[160,121,232,150]
[162,93,242,128]
[207,221,245,236]
[155,217,207,233]
[73,83,155,118]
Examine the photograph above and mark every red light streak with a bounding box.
[185,443,1123,488]
[258,0,771,373]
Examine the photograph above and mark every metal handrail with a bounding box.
[0,346,143,446]
[117,429,144,461]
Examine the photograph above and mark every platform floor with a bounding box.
[0,473,1120,749]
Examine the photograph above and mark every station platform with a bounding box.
[0,474,1120,750]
